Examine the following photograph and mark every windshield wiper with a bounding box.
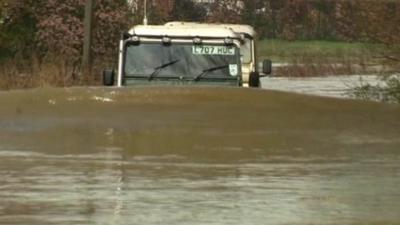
[148,59,180,81]
[193,64,229,82]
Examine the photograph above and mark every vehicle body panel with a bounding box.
[116,25,243,87]
[164,22,258,87]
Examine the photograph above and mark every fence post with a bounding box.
[83,0,94,79]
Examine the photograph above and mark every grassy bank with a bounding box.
[0,57,102,90]
[257,39,392,76]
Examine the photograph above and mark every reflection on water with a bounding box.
[1,87,400,225]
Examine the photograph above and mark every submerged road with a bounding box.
[1,87,400,225]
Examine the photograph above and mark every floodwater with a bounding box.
[261,75,382,98]
[1,87,400,225]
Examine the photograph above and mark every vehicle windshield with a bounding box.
[241,37,252,64]
[124,42,241,80]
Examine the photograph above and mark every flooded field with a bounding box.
[261,75,382,98]
[1,87,400,225]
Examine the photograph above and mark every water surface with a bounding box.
[261,75,382,98]
[1,87,399,225]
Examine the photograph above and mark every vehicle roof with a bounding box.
[129,25,241,39]
[164,21,256,37]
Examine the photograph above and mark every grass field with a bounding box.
[257,39,382,63]
[257,39,393,76]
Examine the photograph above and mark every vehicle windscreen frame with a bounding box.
[121,38,242,84]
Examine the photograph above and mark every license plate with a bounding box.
[192,46,235,55]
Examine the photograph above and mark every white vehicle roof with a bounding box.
[165,21,256,38]
[129,25,242,39]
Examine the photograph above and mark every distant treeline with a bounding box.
[216,0,398,44]
[1,0,399,68]
[0,0,131,64]
[138,0,400,44]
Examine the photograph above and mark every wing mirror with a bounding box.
[249,71,260,88]
[262,59,272,75]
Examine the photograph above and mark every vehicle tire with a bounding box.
[103,70,115,86]
[249,72,260,88]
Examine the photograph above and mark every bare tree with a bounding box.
[207,0,242,23]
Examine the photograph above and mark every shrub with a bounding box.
[349,75,400,104]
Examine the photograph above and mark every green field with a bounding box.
[257,39,382,63]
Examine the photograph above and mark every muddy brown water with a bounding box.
[0,87,400,225]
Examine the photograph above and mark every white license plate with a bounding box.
[192,46,235,55]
